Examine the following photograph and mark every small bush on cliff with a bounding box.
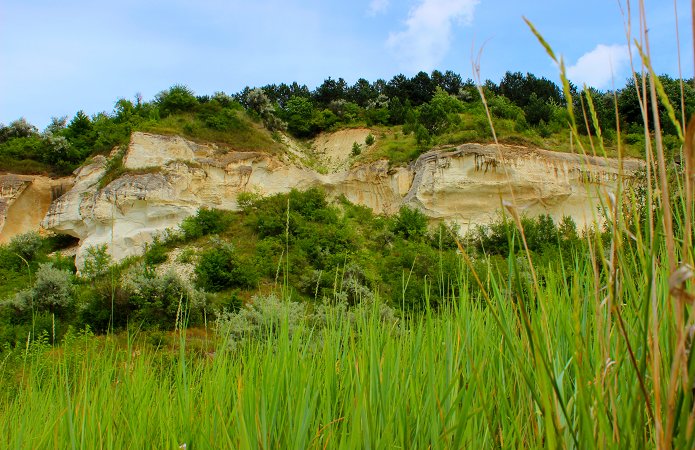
[143,237,168,266]
[351,142,362,156]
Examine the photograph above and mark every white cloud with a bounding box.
[386,0,479,72]
[368,0,390,16]
[566,44,631,89]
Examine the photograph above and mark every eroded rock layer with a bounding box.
[38,132,641,267]
[0,174,73,243]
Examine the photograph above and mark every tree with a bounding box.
[524,93,554,126]
[66,110,92,138]
[282,96,316,136]
[245,88,287,131]
[44,116,68,135]
[618,74,695,136]
[313,77,348,107]
[432,70,464,96]
[386,74,411,102]
[156,84,198,116]
[348,78,377,107]
[410,71,436,105]
[417,88,464,134]
[1,118,38,142]
[388,97,411,125]
[499,71,562,111]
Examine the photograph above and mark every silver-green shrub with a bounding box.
[6,263,74,315]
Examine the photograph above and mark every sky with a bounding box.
[1,0,692,129]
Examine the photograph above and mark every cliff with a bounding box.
[29,131,641,267]
[0,174,73,243]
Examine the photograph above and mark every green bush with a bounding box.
[352,142,362,156]
[180,208,232,240]
[414,124,431,146]
[365,133,375,146]
[237,191,262,211]
[7,232,42,262]
[10,263,74,317]
[156,84,198,116]
[391,206,428,240]
[195,242,258,292]
[144,237,168,266]
[81,244,112,279]
[125,267,206,328]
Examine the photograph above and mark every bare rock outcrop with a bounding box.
[0,174,73,243]
[404,144,642,227]
[40,132,642,267]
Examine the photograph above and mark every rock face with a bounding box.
[404,145,642,226]
[40,132,642,268]
[0,174,73,243]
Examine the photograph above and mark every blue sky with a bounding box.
[1,0,691,128]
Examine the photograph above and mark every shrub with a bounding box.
[176,248,196,264]
[195,242,258,292]
[365,133,375,146]
[414,124,431,146]
[237,191,262,211]
[143,237,168,266]
[215,294,307,344]
[7,232,42,261]
[124,267,206,328]
[9,263,74,317]
[75,283,130,332]
[351,142,362,156]
[81,244,112,279]
[156,84,198,116]
[180,208,232,240]
[391,206,428,240]
[34,263,73,313]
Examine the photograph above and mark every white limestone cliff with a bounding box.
[37,132,642,268]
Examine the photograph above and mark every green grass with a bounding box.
[361,115,647,168]
[0,157,53,175]
[138,111,286,154]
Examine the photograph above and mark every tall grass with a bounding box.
[1,1,694,447]
[0,243,687,448]
[0,259,679,450]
